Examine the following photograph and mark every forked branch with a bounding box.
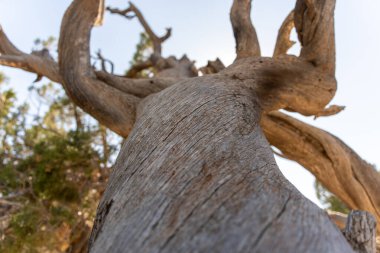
[107,2,171,57]
[107,2,197,79]
[0,0,182,135]
[230,0,261,59]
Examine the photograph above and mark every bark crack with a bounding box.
[148,117,239,250]
[157,175,234,253]
[162,94,245,142]
[158,164,269,252]
[251,195,291,250]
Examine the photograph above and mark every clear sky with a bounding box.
[0,0,379,206]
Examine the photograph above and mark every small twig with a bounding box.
[314,105,345,119]
[95,50,114,74]
[106,6,135,19]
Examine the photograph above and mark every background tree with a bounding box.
[0,0,379,252]
[0,71,117,252]
[0,33,152,253]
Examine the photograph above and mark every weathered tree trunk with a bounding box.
[1,0,378,252]
[88,76,353,252]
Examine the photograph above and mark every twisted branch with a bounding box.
[261,111,380,233]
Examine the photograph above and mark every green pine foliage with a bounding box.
[314,180,350,214]
[0,76,119,252]
[126,32,156,77]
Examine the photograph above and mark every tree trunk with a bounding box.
[88,76,354,252]
[1,0,376,251]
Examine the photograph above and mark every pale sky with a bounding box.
[0,0,379,206]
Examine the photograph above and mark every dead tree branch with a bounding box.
[108,3,197,79]
[95,50,115,74]
[0,0,184,137]
[294,0,336,74]
[0,26,62,83]
[273,10,296,57]
[313,104,345,119]
[1,24,175,101]
[230,0,261,59]
[58,0,143,136]
[261,111,380,232]
[95,71,181,98]
[107,3,171,57]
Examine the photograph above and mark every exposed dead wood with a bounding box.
[0,26,62,83]
[1,24,178,109]
[89,75,354,253]
[230,0,261,59]
[125,60,153,78]
[0,0,378,251]
[294,0,336,74]
[273,10,296,57]
[261,111,380,233]
[221,56,336,116]
[108,3,196,79]
[58,0,141,136]
[95,71,181,98]
[313,104,345,119]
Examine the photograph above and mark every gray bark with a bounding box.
[88,76,354,253]
[344,211,377,253]
[1,0,378,252]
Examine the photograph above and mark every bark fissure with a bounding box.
[251,195,291,250]
[190,163,271,238]
[137,113,243,248]
[161,95,240,142]
[122,93,245,191]
[157,175,235,253]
